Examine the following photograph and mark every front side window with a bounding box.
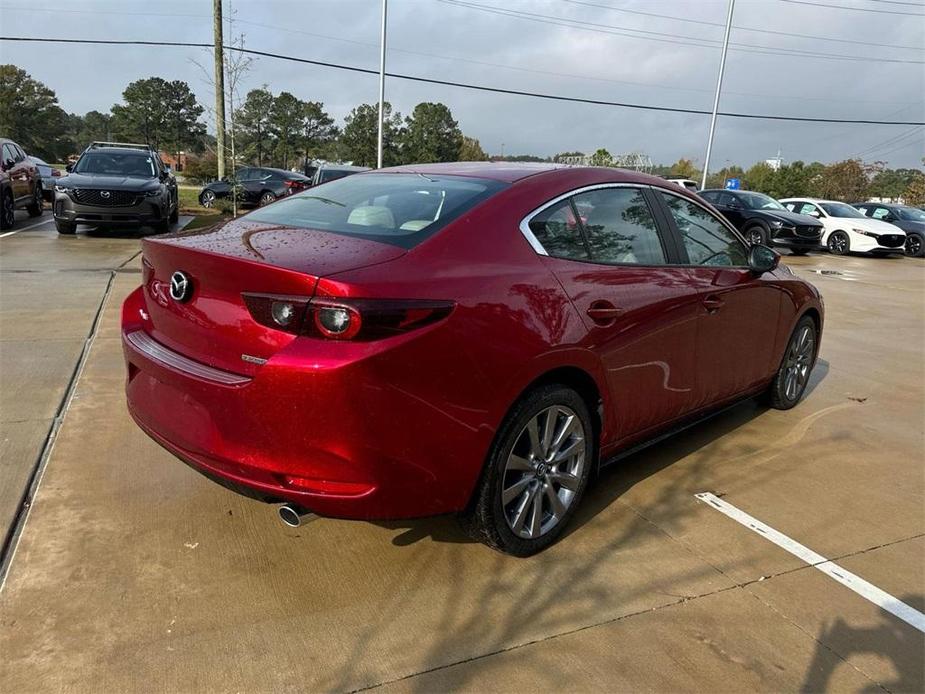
[738,191,785,210]
[659,192,748,267]
[871,207,891,220]
[572,188,667,265]
[74,152,156,178]
[246,173,506,249]
[820,202,865,218]
[528,199,589,261]
[700,191,720,204]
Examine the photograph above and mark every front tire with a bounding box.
[766,316,817,410]
[27,184,43,217]
[462,385,593,556]
[905,233,924,258]
[827,231,850,255]
[746,225,768,246]
[55,219,76,235]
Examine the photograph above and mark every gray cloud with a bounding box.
[1,0,922,167]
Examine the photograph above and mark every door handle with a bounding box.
[702,294,725,313]
[586,300,623,325]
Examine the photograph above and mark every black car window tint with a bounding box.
[2,144,15,163]
[528,198,590,261]
[659,192,748,267]
[571,188,668,265]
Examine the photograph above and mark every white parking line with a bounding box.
[695,492,925,632]
[0,218,54,238]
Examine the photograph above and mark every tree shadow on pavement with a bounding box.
[800,595,925,693]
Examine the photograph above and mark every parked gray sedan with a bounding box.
[853,202,925,258]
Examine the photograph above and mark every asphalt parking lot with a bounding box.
[0,210,922,692]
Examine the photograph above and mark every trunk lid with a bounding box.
[139,219,406,375]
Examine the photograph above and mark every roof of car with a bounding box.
[376,162,678,185]
[779,197,844,204]
[83,147,153,156]
[320,164,370,173]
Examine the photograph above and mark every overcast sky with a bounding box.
[1,0,923,168]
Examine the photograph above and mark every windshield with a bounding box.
[75,151,156,178]
[738,192,785,210]
[819,202,865,218]
[898,207,925,221]
[246,173,507,248]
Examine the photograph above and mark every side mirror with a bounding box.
[883,214,896,223]
[65,163,73,173]
[808,210,821,218]
[748,244,780,274]
[3,158,14,171]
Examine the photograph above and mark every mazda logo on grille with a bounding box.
[100,190,111,198]
[169,271,192,302]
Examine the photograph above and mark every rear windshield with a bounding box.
[75,152,156,178]
[246,173,507,248]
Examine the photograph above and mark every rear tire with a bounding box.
[259,191,275,207]
[55,219,76,235]
[27,184,43,217]
[0,190,13,230]
[827,231,850,255]
[199,190,216,208]
[461,385,593,556]
[766,316,817,410]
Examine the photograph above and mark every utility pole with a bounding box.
[376,0,388,169]
[701,0,735,190]
[213,0,226,180]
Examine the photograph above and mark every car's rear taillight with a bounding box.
[242,293,454,340]
[282,180,305,194]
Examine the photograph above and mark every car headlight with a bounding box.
[54,184,70,193]
[852,228,878,237]
[769,220,783,229]
[144,189,162,197]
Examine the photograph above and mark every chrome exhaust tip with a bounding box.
[278,504,316,528]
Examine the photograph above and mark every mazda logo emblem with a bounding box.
[100,190,111,198]
[169,271,192,302]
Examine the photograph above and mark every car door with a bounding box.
[525,184,701,439]
[2,144,27,201]
[655,189,783,410]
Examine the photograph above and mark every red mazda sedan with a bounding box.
[122,163,823,555]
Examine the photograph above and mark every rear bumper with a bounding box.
[121,286,492,519]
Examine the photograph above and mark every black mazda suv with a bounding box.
[53,142,178,235]
[700,189,823,255]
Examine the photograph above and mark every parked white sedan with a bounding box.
[780,198,906,256]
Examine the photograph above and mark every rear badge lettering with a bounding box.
[241,354,268,365]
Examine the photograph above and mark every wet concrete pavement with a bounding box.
[1,212,922,692]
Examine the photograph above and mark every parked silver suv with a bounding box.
[53,142,178,235]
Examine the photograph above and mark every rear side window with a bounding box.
[871,207,891,220]
[246,173,507,249]
[572,188,666,265]
[528,199,589,261]
[659,192,748,267]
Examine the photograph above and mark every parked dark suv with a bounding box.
[53,142,178,235]
[0,137,43,230]
[700,189,823,255]
[198,167,311,208]
[853,202,925,258]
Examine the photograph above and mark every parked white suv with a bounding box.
[779,198,906,256]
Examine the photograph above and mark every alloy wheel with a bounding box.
[260,192,275,206]
[828,233,848,254]
[501,405,585,540]
[782,325,814,402]
[906,234,923,258]
[200,191,215,208]
[748,229,764,246]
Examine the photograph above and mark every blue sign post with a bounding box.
[725,178,741,190]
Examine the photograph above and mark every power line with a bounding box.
[2,36,923,125]
[558,0,925,51]
[777,0,925,16]
[438,0,924,65]
[853,126,924,158]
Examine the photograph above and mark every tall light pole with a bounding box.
[377,0,388,169]
[213,0,226,180]
[701,0,735,190]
